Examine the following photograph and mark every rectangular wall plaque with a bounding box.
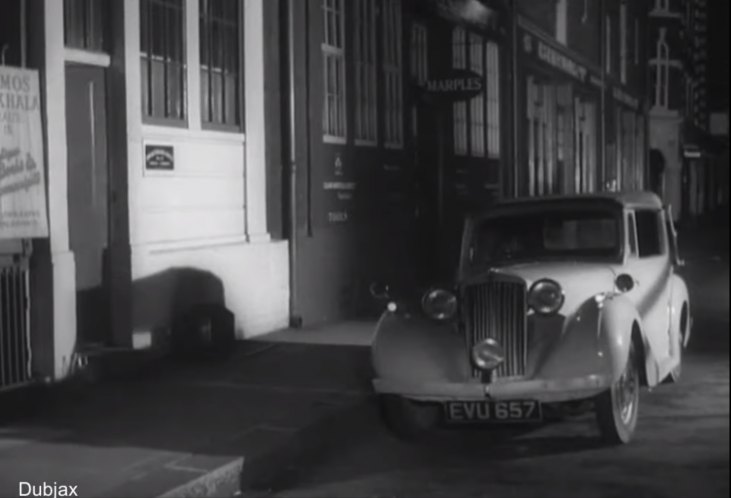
[145,145,174,171]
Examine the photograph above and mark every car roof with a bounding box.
[485,191,664,213]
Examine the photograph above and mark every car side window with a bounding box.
[635,209,664,258]
[626,212,638,257]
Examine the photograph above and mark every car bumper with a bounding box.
[372,374,612,403]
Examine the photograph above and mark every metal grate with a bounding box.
[463,277,527,380]
[0,259,32,391]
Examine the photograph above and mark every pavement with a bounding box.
[0,341,374,498]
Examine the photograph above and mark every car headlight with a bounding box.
[528,279,565,315]
[421,288,458,321]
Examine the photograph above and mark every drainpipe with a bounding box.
[285,0,302,327]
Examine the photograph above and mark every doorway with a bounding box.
[65,64,110,347]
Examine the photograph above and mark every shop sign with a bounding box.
[0,66,49,239]
[424,69,484,103]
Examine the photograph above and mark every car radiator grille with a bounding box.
[463,278,528,380]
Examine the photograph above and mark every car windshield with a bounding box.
[468,208,622,267]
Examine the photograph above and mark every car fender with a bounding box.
[529,298,609,381]
[597,293,661,386]
[371,310,471,384]
[669,273,691,347]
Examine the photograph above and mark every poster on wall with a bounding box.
[0,66,49,239]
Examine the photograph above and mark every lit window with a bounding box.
[322,0,347,142]
[200,0,241,128]
[382,0,404,148]
[354,0,378,145]
[140,0,187,123]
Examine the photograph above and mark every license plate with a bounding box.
[444,400,542,424]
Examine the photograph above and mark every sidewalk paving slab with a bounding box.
[0,341,374,498]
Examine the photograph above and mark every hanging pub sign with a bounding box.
[425,0,503,31]
[0,66,49,239]
[423,69,485,104]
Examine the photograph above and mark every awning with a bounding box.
[682,123,728,158]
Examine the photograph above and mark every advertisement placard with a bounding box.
[0,66,49,239]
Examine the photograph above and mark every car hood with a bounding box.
[477,261,618,315]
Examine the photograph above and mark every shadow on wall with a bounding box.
[130,267,227,347]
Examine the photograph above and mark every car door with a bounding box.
[623,208,672,362]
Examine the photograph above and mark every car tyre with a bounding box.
[595,341,640,445]
[379,394,439,441]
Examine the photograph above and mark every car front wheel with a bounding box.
[379,394,439,441]
[595,341,640,444]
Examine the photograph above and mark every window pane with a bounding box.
[141,0,187,122]
[64,0,107,51]
[199,0,240,127]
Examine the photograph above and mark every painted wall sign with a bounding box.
[145,144,175,170]
[424,69,484,103]
[521,28,602,89]
[323,180,356,224]
[0,66,49,239]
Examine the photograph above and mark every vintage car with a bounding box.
[370,192,691,444]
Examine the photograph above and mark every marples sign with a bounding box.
[424,69,484,103]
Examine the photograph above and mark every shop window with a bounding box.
[634,19,640,66]
[64,0,107,52]
[140,0,186,123]
[574,97,596,193]
[322,0,347,142]
[527,79,563,196]
[469,33,485,157]
[382,0,403,149]
[452,27,468,156]
[486,42,500,159]
[354,0,378,145]
[410,23,428,140]
[556,85,574,194]
[605,15,612,75]
[200,0,241,129]
[452,29,501,160]
[620,2,627,84]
